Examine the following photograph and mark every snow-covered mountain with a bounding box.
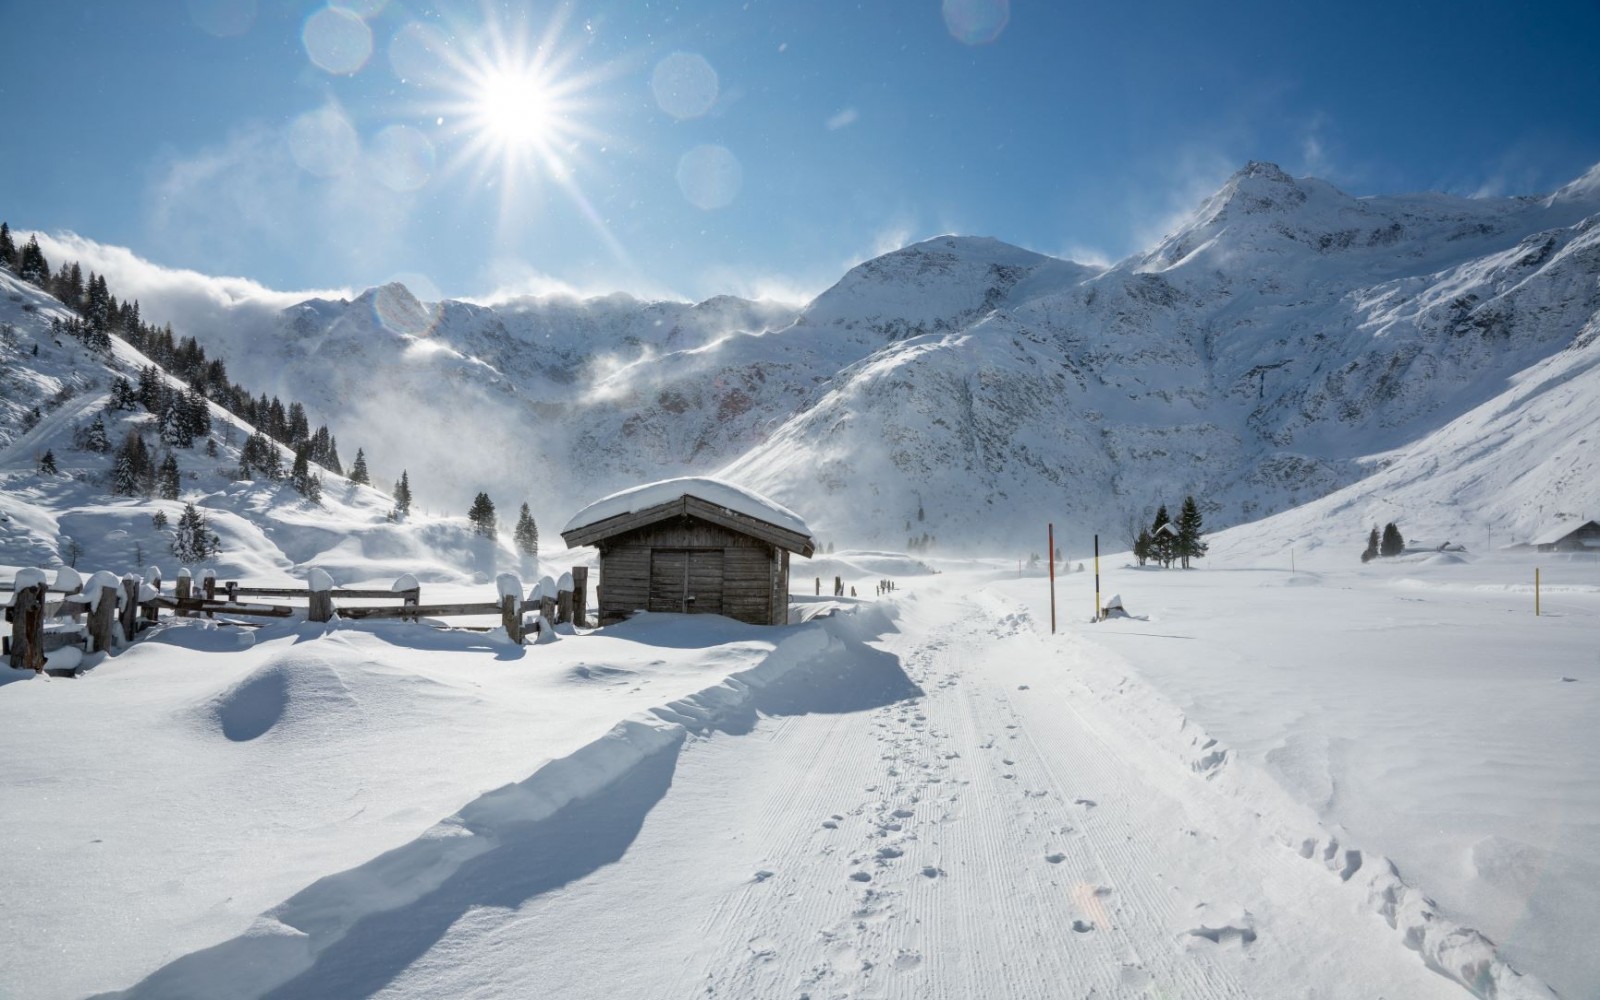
[10,160,1600,560]
[0,268,520,582]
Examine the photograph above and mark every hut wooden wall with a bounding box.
[597,517,785,626]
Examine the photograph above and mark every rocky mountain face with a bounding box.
[190,162,1600,552]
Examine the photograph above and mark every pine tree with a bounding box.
[1176,495,1207,569]
[514,502,539,555]
[1150,505,1175,568]
[348,448,370,485]
[393,470,413,518]
[172,503,218,562]
[1380,522,1405,557]
[108,376,139,411]
[159,392,192,448]
[287,401,310,446]
[38,449,58,475]
[157,451,181,500]
[111,431,153,496]
[1134,528,1152,567]
[152,510,169,529]
[290,444,314,495]
[468,492,497,537]
[17,235,50,287]
[0,222,15,267]
[74,415,110,453]
[1361,526,1380,563]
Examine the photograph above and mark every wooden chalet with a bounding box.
[560,481,816,626]
[1532,520,1600,553]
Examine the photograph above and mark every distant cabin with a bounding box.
[1532,520,1600,553]
[560,478,816,626]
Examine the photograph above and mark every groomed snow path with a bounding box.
[354,588,1473,1000]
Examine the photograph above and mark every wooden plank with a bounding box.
[229,587,407,599]
[648,549,688,613]
[336,602,501,621]
[572,566,589,627]
[687,549,723,615]
[154,598,295,618]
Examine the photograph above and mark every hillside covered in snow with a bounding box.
[8,160,1600,567]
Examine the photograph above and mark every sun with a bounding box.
[472,67,560,151]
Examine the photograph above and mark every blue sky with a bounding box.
[3,0,1599,302]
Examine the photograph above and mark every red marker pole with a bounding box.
[1093,534,1101,622]
[1048,523,1057,634]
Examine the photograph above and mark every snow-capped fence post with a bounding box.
[538,575,557,623]
[571,566,588,627]
[87,579,119,653]
[56,568,84,626]
[141,567,163,624]
[5,576,48,672]
[308,569,335,623]
[556,571,574,625]
[175,570,192,618]
[497,574,524,643]
[119,575,140,642]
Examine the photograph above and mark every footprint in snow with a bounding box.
[1045,853,1067,864]
[1075,798,1098,808]
[849,871,873,882]
[822,820,839,829]
[753,870,775,883]
[1072,920,1095,933]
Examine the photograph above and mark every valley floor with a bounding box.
[2,551,1595,999]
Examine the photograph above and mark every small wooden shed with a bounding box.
[560,478,816,626]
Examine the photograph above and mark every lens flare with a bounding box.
[303,6,373,75]
[942,0,1009,45]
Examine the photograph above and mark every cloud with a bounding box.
[30,230,345,338]
[825,107,859,131]
[1124,146,1240,251]
[1057,244,1114,269]
[145,104,423,288]
[470,255,685,306]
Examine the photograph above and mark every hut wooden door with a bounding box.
[648,549,724,614]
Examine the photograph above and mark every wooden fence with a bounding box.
[4,566,590,673]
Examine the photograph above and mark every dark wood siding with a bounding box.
[596,513,790,625]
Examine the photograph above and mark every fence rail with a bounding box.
[4,565,591,673]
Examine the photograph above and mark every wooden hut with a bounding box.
[560,478,815,626]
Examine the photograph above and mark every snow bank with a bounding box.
[391,573,419,593]
[562,476,814,542]
[558,571,573,591]
[106,609,864,1000]
[12,568,47,591]
[496,574,523,601]
[53,567,82,592]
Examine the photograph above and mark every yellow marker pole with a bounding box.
[1536,568,1541,616]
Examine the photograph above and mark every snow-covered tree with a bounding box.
[0,222,15,268]
[156,451,181,500]
[172,503,219,562]
[1361,526,1380,563]
[16,234,50,287]
[111,430,152,497]
[348,448,370,486]
[37,449,58,475]
[514,502,539,556]
[1150,505,1175,568]
[74,415,110,453]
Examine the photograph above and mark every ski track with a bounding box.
[364,583,1481,999]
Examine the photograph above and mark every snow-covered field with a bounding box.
[3,544,1593,999]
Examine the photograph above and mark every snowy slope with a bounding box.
[0,269,518,584]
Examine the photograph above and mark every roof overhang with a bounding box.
[560,494,816,557]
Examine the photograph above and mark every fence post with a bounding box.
[556,571,574,625]
[501,594,523,643]
[572,566,589,627]
[141,568,162,624]
[176,571,192,617]
[202,571,217,619]
[403,586,420,622]
[226,581,238,605]
[119,575,141,642]
[89,586,118,653]
[308,587,334,623]
[8,582,48,671]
